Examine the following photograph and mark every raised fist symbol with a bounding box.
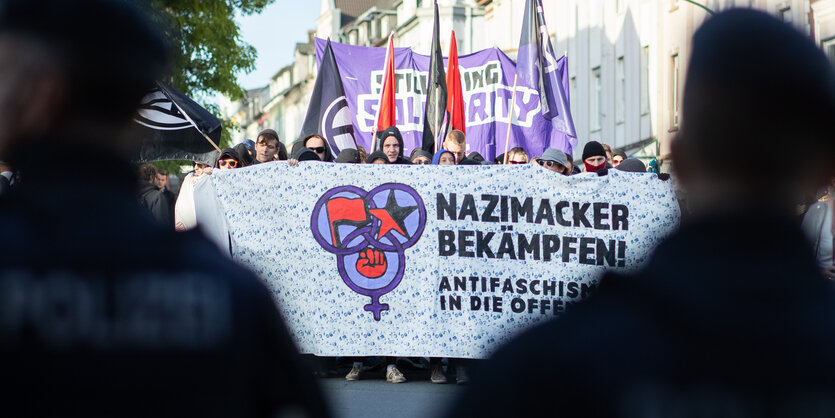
[356,248,387,278]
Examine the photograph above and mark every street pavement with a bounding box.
[319,375,464,418]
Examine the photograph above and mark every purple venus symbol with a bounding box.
[310,183,426,320]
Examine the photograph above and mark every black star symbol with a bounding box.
[369,189,418,239]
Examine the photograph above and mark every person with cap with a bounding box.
[536,148,570,175]
[335,148,361,164]
[376,126,411,164]
[233,142,255,166]
[467,152,486,164]
[253,128,282,164]
[411,150,433,165]
[0,1,328,416]
[289,147,322,164]
[615,158,646,173]
[367,149,390,164]
[581,140,608,173]
[433,149,456,165]
[448,8,835,418]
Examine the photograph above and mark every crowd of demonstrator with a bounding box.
[8,1,835,417]
[128,127,654,385]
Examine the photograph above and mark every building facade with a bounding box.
[228,0,825,166]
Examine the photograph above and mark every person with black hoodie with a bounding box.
[448,9,835,418]
[302,134,334,162]
[0,2,328,417]
[376,126,411,164]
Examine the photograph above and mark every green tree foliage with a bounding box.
[147,0,274,173]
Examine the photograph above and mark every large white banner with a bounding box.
[208,163,679,358]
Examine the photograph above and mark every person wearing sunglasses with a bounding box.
[612,152,626,167]
[536,148,569,175]
[215,148,245,170]
[411,150,433,165]
[302,134,334,162]
[506,147,529,164]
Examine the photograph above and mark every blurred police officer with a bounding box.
[449,9,835,418]
[0,1,327,417]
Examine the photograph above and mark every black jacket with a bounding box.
[138,181,171,227]
[449,214,835,417]
[0,151,329,418]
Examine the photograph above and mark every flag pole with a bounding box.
[503,74,518,165]
[155,82,223,154]
[373,32,395,151]
[168,94,223,154]
[434,84,440,153]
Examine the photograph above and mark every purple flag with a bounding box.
[516,0,576,137]
[315,38,575,161]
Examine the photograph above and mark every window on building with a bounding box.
[616,56,625,124]
[570,75,577,116]
[671,53,680,127]
[779,6,791,24]
[640,46,649,115]
[823,37,835,68]
[591,66,602,131]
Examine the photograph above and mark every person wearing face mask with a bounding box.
[581,141,608,173]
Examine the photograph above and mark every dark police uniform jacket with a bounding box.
[0,152,328,418]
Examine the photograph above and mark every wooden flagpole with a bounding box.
[169,97,222,154]
[503,74,518,165]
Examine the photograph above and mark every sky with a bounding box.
[236,1,321,90]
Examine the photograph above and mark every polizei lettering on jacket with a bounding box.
[436,193,628,267]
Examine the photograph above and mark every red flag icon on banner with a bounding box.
[326,197,367,247]
[446,30,466,134]
[375,33,397,134]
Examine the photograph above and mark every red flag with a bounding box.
[375,33,397,133]
[445,30,465,133]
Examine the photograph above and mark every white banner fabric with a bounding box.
[208,162,679,358]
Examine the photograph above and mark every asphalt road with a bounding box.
[319,376,464,418]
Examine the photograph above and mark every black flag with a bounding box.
[421,1,448,153]
[133,81,221,164]
[298,38,357,155]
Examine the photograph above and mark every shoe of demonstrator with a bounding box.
[430,362,447,384]
[386,365,407,383]
[345,363,362,381]
[456,365,469,385]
